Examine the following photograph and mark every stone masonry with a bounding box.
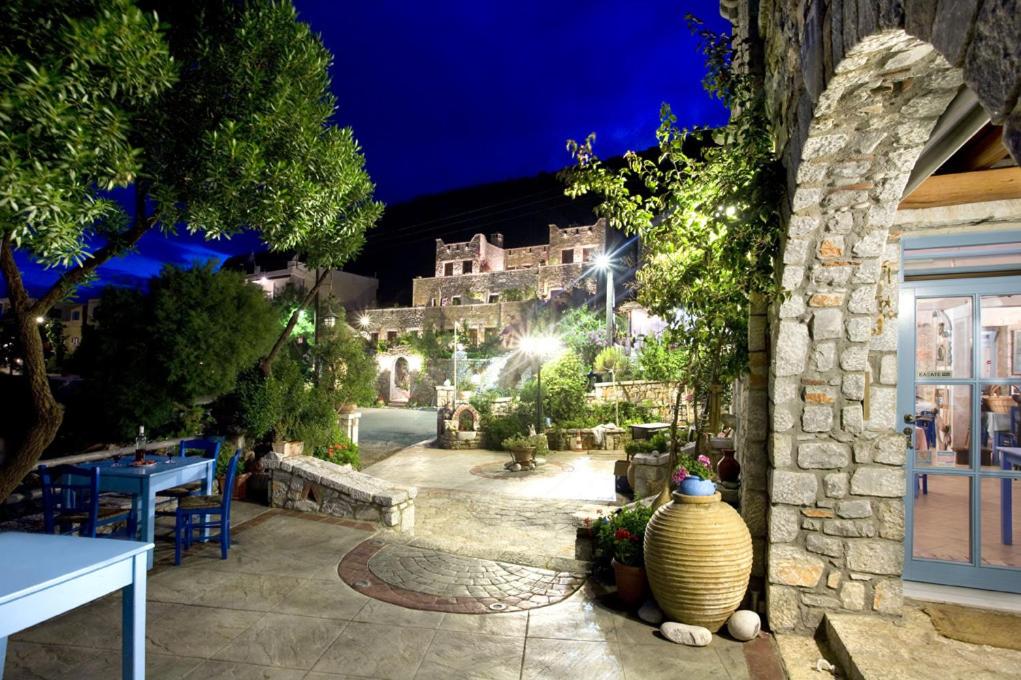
[724,0,1021,632]
[263,453,416,533]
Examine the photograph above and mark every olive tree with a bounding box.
[0,0,381,500]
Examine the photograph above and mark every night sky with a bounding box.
[8,1,728,299]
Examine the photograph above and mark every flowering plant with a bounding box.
[313,433,360,468]
[595,504,653,567]
[672,452,713,485]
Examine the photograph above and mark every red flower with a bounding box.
[615,528,631,541]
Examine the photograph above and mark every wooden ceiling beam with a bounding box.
[899,166,1021,210]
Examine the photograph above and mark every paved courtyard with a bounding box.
[5,507,784,679]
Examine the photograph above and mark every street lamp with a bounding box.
[520,334,562,433]
[594,253,615,344]
[359,314,371,329]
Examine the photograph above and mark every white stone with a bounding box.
[661,621,712,647]
[771,470,818,505]
[802,405,834,433]
[842,405,864,434]
[779,294,806,318]
[769,504,801,543]
[782,265,805,291]
[839,345,869,371]
[866,386,898,431]
[811,342,836,371]
[775,321,810,376]
[639,600,664,625]
[811,309,843,340]
[839,582,866,611]
[842,373,866,400]
[850,467,905,497]
[798,441,850,469]
[845,316,872,343]
[847,285,877,314]
[726,610,761,641]
[824,472,849,498]
[879,354,897,384]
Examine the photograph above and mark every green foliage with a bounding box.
[480,413,529,451]
[0,0,177,266]
[145,0,383,267]
[538,351,589,424]
[500,434,549,456]
[75,265,277,440]
[674,451,714,484]
[593,346,631,377]
[595,504,654,567]
[313,429,360,469]
[216,448,246,478]
[314,309,376,407]
[562,16,782,437]
[556,307,607,368]
[635,334,685,382]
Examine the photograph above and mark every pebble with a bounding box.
[727,610,761,641]
[510,463,522,472]
[661,621,712,647]
[638,600,664,625]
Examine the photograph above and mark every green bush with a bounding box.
[481,413,528,450]
[313,428,360,469]
[593,346,631,377]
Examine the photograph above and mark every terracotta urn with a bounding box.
[643,491,752,632]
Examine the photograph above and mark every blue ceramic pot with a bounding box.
[678,475,716,496]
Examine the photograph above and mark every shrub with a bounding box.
[501,434,549,456]
[673,452,714,485]
[595,504,654,567]
[593,346,631,377]
[480,413,528,450]
[313,429,360,468]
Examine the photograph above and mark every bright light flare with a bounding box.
[359,314,371,328]
[519,334,562,359]
[406,354,423,372]
[594,253,612,270]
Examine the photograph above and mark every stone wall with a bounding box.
[587,380,685,422]
[362,301,532,339]
[263,453,415,533]
[411,263,597,307]
[726,0,1021,633]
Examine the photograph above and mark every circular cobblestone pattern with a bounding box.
[468,460,573,480]
[339,539,586,613]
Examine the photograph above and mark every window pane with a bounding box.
[980,476,1021,569]
[912,474,972,564]
[980,384,1020,471]
[980,295,1021,378]
[914,384,971,469]
[916,297,972,378]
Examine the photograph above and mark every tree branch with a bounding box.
[30,185,155,316]
[260,268,330,376]
[1,233,31,315]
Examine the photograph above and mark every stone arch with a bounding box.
[451,404,480,431]
[763,16,1021,632]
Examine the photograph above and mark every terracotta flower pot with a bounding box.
[510,446,536,465]
[218,472,251,501]
[643,491,752,632]
[612,558,647,610]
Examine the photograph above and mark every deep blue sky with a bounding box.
[9,1,728,299]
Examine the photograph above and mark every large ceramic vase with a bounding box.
[643,491,752,632]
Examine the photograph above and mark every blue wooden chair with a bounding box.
[156,438,222,501]
[38,464,137,538]
[173,449,240,565]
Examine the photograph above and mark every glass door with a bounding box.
[899,278,1021,592]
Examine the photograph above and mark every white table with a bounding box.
[0,533,153,679]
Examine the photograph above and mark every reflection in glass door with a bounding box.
[901,281,1021,592]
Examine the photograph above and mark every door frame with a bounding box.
[898,273,1021,592]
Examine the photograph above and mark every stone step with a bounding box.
[773,632,841,680]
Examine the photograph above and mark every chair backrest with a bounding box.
[221,449,241,520]
[178,438,222,459]
[38,464,101,537]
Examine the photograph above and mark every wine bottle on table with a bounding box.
[135,425,147,464]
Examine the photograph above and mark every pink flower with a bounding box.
[697,454,711,467]
[672,466,689,484]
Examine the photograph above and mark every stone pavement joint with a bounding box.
[339,538,585,614]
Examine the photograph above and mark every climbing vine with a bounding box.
[561,16,782,435]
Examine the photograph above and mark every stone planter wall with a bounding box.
[631,452,671,499]
[263,453,415,533]
[724,0,1021,633]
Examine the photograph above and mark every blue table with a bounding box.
[74,455,215,568]
[1000,447,1021,545]
[0,533,153,680]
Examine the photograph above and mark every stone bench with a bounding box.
[262,453,415,533]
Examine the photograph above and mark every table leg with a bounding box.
[1003,476,1013,546]
[141,479,156,569]
[1,635,7,680]
[122,552,147,679]
[201,461,214,543]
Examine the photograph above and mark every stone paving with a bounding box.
[4,508,787,679]
[340,539,586,614]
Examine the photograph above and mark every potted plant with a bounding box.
[596,504,654,609]
[502,434,536,465]
[671,452,716,496]
[217,451,249,500]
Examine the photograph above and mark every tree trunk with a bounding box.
[0,235,64,501]
[260,268,330,376]
[0,188,154,502]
